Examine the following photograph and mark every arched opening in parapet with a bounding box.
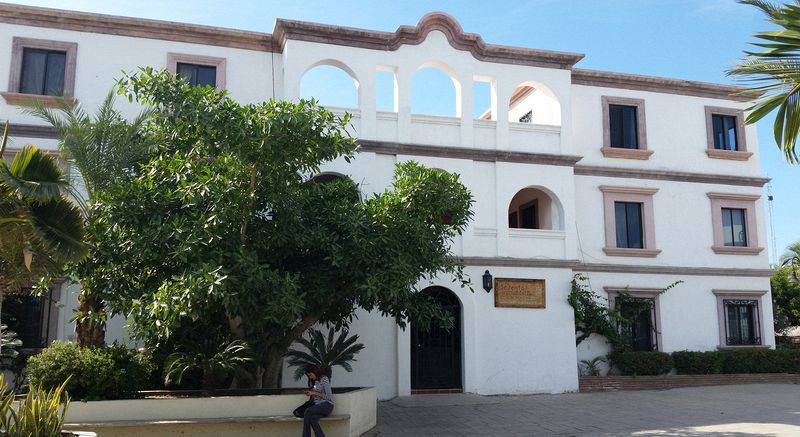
[507,186,564,231]
[300,60,360,109]
[412,61,461,117]
[506,81,561,126]
[473,75,496,121]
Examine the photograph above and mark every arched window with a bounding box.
[309,172,361,201]
[412,63,460,117]
[508,187,562,230]
[507,82,561,126]
[300,63,359,109]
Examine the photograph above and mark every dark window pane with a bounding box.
[615,201,643,249]
[508,212,518,228]
[609,104,638,149]
[20,49,47,94]
[615,202,628,248]
[712,114,738,151]
[196,65,216,88]
[722,208,747,247]
[20,48,66,96]
[520,204,537,229]
[177,62,217,87]
[44,52,66,96]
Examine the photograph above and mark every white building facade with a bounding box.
[0,4,774,400]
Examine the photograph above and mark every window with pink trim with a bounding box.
[600,186,660,257]
[707,193,763,255]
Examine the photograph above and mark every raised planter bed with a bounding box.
[579,374,800,392]
[61,387,376,437]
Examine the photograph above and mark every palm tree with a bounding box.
[728,0,800,164]
[285,327,365,381]
[25,92,152,347]
[0,123,87,356]
[779,240,800,280]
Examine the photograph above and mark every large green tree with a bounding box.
[0,125,87,355]
[773,240,800,334]
[25,94,152,347]
[83,69,474,387]
[729,0,800,163]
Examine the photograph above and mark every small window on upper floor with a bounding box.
[601,96,651,160]
[712,114,738,151]
[721,207,748,247]
[176,62,217,88]
[614,201,644,249]
[705,106,751,160]
[707,192,763,255]
[167,53,227,90]
[2,37,77,107]
[609,104,638,149]
[600,185,660,257]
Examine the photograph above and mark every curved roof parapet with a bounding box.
[274,12,585,70]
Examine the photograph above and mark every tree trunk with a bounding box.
[75,290,106,348]
[261,344,287,388]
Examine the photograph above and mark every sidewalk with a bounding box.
[366,384,800,436]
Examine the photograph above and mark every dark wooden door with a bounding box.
[411,287,462,390]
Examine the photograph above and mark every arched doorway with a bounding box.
[411,286,462,391]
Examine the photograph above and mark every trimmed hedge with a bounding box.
[673,349,800,375]
[611,351,673,376]
[25,341,153,400]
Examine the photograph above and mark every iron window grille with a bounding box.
[617,297,658,352]
[724,299,761,346]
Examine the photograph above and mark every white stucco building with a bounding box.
[0,3,774,400]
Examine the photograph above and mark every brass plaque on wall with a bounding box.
[494,278,546,308]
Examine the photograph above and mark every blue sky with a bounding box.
[8,0,799,263]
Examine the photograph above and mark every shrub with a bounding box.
[672,351,724,374]
[611,351,673,376]
[672,349,800,374]
[25,341,153,400]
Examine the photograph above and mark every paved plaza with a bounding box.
[366,384,800,436]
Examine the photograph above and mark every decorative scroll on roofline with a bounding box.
[274,12,585,69]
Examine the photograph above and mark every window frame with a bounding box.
[167,53,227,90]
[601,96,652,160]
[606,287,663,352]
[707,192,763,255]
[600,185,660,257]
[3,37,77,106]
[705,106,752,161]
[712,289,768,349]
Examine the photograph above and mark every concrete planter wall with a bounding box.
[62,387,376,437]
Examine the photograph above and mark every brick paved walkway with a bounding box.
[365,384,800,436]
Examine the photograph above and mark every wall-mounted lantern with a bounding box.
[482,270,493,293]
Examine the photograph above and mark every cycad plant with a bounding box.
[163,340,253,390]
[728,0,800,163]
[285,327,365,381]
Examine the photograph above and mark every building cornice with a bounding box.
[3,125,771,188]
[572,69,757,102]
[575,165,770,187]
[0,2,276,52]
[0,3,759,98]
[460,257,774,277]
[358,139,583,167]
